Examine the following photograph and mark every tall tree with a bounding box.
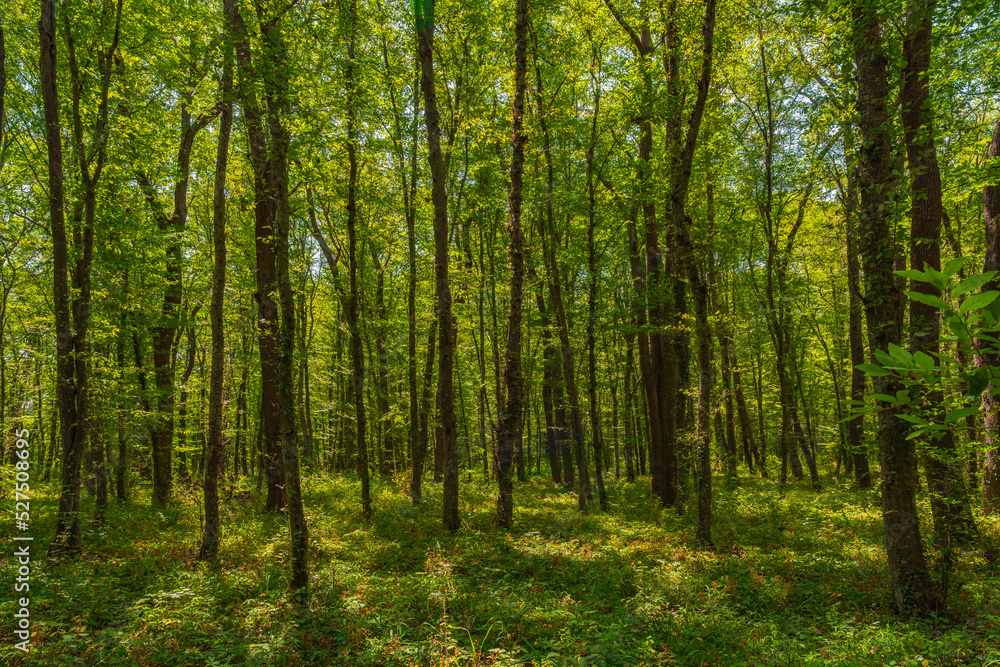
[43,0,123,551]
[853,0,936,614]
[844,126,872,488]
[254,0,308,597]
[416,0,460,530]
[229,0,284,513]
[669,0,718,547]
[584,37,608,512]
[199,0,233,559]
[495,0,529,529]
[135,21,220,506]
[900,0,976,545]
[39,0,76,554]
[977,120,1000,515]
[604,0,676,508]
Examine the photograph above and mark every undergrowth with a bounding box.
[2,470,998,666]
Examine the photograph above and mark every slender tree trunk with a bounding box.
[730,352,759,474]
[417,0,460,530]
[230,0,283,512]
[199,14,232,558]
[854,0,937,614]
[584,71,608,511]
[405,68,421,503]
[707,183,737,483]
[115,312,128,500]
[177,322,200,481]
[42,0,121,553]
[669,0,718,547]
[535,278,562,483]
[372,252,395,477]
[494,0,529,529]
[344,2,370,518]
[901,0,976,545]
[844,132,872,487]
[419,319,437,489]
[976,120,1000,514]
[257,0,308,597]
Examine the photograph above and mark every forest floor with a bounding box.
[2,468,999,666]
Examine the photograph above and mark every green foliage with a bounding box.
[853,261,1000,446]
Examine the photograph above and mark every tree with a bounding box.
[977,119,1000,514]
[900,0,977,545]
[199,0,233,560]
[416,0,460,531]
[42,0,123,553]
[853,0,937,615]
[495,0,529,529]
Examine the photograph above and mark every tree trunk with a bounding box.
[199,11,232,558]
[844,132,872,487]
[414,319,437,501]
[854,0,937,614]
[229,0,283,512]
[535,278,561,483]
[584,67,608,511]
[257,0,308,597]
[669,0,718,547]
[417,0,460,531]
[976,120,1000,515]
[901,0,976,545]
[494,0,529,529]
[624,331,636,482]
[42,0,122,553]
[372,252,396,477]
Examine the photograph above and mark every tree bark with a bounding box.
[256,0,308,597]
[853,0,937,614]
[43,0,122,552]
[535,274,562,484]
[669,0,718,547]
[976,120,1000,514]
[417,0,460,530]
[415,319,437,499]
[584,58,608,511]
[372,251,396,477]
[844,128,872,488]
[229,0,283,512]
[495,0,529,529]
[199,7,232,558]
[901,0,976,545]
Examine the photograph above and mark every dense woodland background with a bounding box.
[2,0,1000,663]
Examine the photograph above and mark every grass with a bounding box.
[2,468,999,666]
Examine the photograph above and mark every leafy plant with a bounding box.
[853,258,1000,446]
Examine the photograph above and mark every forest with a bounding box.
[1,0,1000,663]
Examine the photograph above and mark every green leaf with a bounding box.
[887,343,913,365]
[896,413,929,425]
[948,316,972,342]
[959,290,1000,315]
[944,256,967,278]
[945,406,978,424]
[985,292,1000,324]
[906,427,930,440]
[954,271,996,296]
[913,351,934,371]
[896,269,931,282]
[856,363,890,376]
[904,290,949,311]
[923,267,948,290]
[871,393,897,403]
[963,368,989,397]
